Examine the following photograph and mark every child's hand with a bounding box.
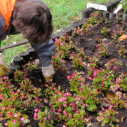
[0,64,10,77]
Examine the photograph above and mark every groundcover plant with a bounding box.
[1,10,127,127]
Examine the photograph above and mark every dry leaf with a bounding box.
[124,103,127,108]
[98,111,103,116]
[116,92,122,99]
[123,93,127,100]
[69,55,74,60]
[82,62,86,66]
[60,59,67,63]
[33,59,40,66]
[77,71,85,75]
[109,85,118,93]
[100,97,109,103]
[106,92,115,99]
[102,102,110,108]
[86,117,92,122]
[97,116,104,122]
[116,124,119,127]
[118,34,127,41]
[121,117,126,122]
[43,97,49,104]
[113,119,120,123]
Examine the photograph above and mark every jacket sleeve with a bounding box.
[0,13,6,43]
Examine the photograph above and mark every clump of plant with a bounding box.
[78,48,87,60]
[68,40,77,50]
[23,62,39,72]
[52,55,64,69]
[89,54,101,67]
[116,73,127,91]
[97,108,119,127]
[35,107,54,127]
[96,43,109,57]
[71,26,84,36]
[101,27,111,36]
[14,70,25,83]
[89,11,99,24]
[55,37,70,59]
[92,69,112,92]
[105,58,122,78]
[68,71,85,93]
[111,29,124,43]
[118,45,127,57]
[72,54,85,69]
[82,21,92,35]
[68,71,100,112]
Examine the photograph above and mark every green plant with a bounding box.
[82,21,92,35]
[89,11,99,24]
[68,71,85,93]
[101,27,111,36]
[52,55,64,69]
[118,45,127,57]
[72,54,85,69]
[96,43,109,57]
[116,73,127,91]
[23,62,39,71]
[97,108,119,127]
[120,0,127,12]
[55,37,70,59]
[14,70,25,83]
[71,27,84,36]
[78,48,87,60]
[92,69,112,92]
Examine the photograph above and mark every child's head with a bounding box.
[12,0,53,44]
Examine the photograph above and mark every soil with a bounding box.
[2,12,127,127]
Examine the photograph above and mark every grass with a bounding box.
[2,0,111,66]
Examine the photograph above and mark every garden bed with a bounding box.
[1,9,127,127]
[1,1,127,127]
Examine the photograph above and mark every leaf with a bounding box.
[43,97,49,104]
[69,55,74,59]
[124,103,127,108]
[116,92,122,99]
[104,118,109,123]
[82,62,86,66]
[98,111,104,116]
[22,118,30,124]
[77,71,84,75]
[112,118,120,123]
[116,124,119,127]
[109,85,118,93]
[118,34,127,41]
[68,119,74,125]
[87,104,97,111]
[102,102,110,108]
[97,116,104,122]
[106,92,115,99]
[121,117,126,122]
[87,123,92,127]
[0,123,3,127]
[60,59,67,63]
[68,97,74,102]
[7,121,13,127]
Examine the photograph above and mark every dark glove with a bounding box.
[0,64,10,77]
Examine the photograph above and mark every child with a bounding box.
[0,0,55,81]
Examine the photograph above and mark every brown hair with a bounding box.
[12,0,53,44]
